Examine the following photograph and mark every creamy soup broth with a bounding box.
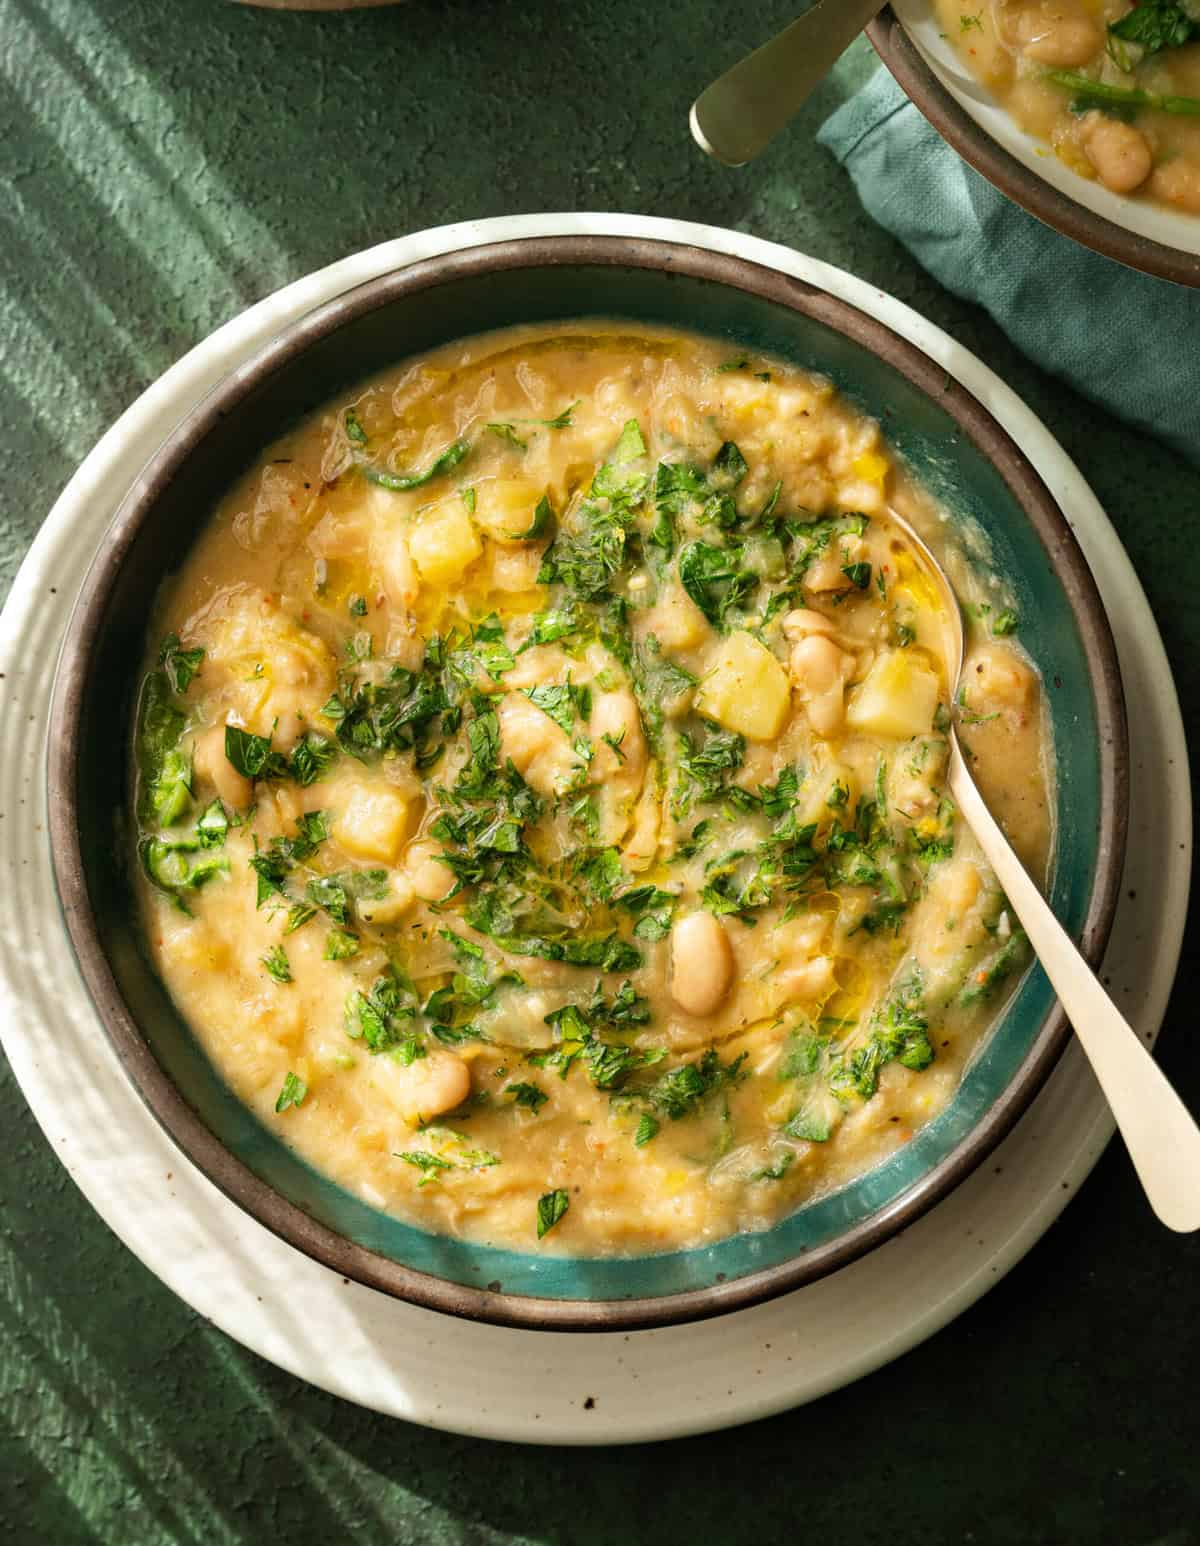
[133,322,1052,1255]
[937,1,1200,211]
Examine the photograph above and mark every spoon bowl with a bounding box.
[691,0,886,166]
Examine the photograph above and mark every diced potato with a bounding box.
[845,650,939,740]
[473,479,545,544]
[407,499,483,585]
[695,631,791,742]
[332,785,411,864]
[643,582,711,651]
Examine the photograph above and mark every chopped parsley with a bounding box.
[507,493,554,541]
[678,539,756,629]
[536,1189,570,1239]
[534,984,657,1091]
[486,422,528,452]
[324,928,360,960]
[634,1113,660,1147]
[397,1133,500,1186]
[643,1049,747,1120]
[538,401,579,429]
[158,634,204,695]
[262,945,292,983]
[397,1151,454,1184]
[274,1072,307,1112]
[829,974,933,1103]
[345,966,422,1059]
[505,1081,548,1113]
[224,725,288,781]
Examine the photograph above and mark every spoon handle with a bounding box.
[690,0,885,166]
[948,743,1200,1231]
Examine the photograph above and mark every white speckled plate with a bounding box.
[0,215,1189,1444]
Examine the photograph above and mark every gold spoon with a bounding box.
[691,0,886,166]
[888,504,1200,1231]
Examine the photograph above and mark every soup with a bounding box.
[132,322,1051,1255]
[937,0,1200,211]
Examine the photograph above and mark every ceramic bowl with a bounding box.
[46,234,1128,1330]
[872,4,1200,288]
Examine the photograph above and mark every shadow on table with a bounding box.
[1,0,883,575]
[6,1025,1198,1546]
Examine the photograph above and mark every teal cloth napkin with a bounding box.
[818,69,1200,468]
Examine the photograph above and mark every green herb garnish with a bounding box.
[262,945,292,983]
[506,1082,548,1113]
[506,493,554,541]
[486,422,528,452]
[275,1072,307,1112]
[362,438,470,492]
[536,1189,570,1239]
[158,634,204,695]
[634,1113,660,1147]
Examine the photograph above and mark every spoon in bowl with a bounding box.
[888,505,1200,1231]
[691,0,886,166]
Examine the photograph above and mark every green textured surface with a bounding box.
[0,1,1197,1541]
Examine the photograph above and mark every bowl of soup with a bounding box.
[872,2,1200,286]
[46,234,1127,1329]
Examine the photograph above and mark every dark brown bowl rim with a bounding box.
[868,7,1200,290]
[46,233,1129,1332]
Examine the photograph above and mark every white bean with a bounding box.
[497,691,580,798]
[1080,112,1152,195]
[790,634,854,739]
[387,1050,472,1126]
[1015,10,1100,67]
[1151,160,1200,214]
[781,608,837,642]
[669,912,734,1017]
[590,688,647,778]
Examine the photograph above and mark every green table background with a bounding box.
[2,3,1197,1541]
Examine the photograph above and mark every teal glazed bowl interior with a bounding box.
[47,236,1128,1331]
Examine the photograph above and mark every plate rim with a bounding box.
[870,6,1200,289]
[45,231,1128,1333]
